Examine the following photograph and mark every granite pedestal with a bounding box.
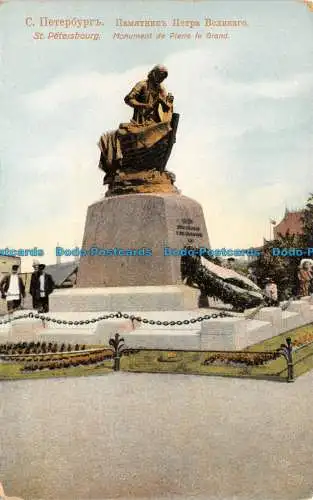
[49,286,186,312]
[76,193,210,287]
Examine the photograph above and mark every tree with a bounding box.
[250,231,302,299]
[300,193,313,248]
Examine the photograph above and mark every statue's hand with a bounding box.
[161,102,171,112]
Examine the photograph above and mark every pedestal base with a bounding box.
[76,193,210,287]
[50,286,186,312]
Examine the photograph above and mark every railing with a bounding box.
[275,338,313,380]
[1,334,312,383]
[0,310,234,327]
[107,333,296,382]
[1,306,313,382]
[0,295,297,324]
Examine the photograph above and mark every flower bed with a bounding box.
[293,332,313,348]
[203,351,280,367]
[22,349,113,372]
[157,352,183,363]
[0,341,86,356]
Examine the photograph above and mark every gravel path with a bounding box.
[1,372,313,500]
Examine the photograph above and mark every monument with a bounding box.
[2,64,276,350]
[76,64,211,288]
[50,64,263,313]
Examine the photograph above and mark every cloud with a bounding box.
[23,66,150,116]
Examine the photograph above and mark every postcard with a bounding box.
[1,1,313,499]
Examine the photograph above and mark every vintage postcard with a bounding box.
[1,0,313,499]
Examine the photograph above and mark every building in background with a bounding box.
[21,261,78,291]
[273,209,304,238]
[247,208,305,263]
[45,261,78,288]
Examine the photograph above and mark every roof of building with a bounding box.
[274,210,304,236]
[44,261,78,287]
[0,255,21,260]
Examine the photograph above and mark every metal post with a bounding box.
[286,337,294,383]
[109,333,125,372]
[279,337,294,383]
[113,355,120,371]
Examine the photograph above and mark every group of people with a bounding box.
[246,259,313,306]
[0,260,55,314]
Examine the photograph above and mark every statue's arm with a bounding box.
[124,81,149,109]
[158,85,174,110]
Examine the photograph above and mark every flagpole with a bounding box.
[269,219,276,241]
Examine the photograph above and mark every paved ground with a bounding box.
[1,371,313,500]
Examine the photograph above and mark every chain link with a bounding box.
[0,310,234,326]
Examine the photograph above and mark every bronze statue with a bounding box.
[98,65,179,195]
[124,65,174,126]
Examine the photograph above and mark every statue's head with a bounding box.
[148,64,168,84]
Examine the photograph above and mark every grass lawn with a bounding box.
[120,324,313,381]
[1,324,313,382]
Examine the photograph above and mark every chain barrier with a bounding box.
[0,298,301,326]
[0,310,234,327]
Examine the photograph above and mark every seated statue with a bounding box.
[98,64,179,185]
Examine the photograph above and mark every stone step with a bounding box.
[50,285,186,312]
[37,328,99,345]
[281,311,304,332]
[120,329,200,350]
[245,320,274,347]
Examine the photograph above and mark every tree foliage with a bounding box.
[250,232,302,299]
[300,193,313,248]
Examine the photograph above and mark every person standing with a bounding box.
[0,264,25,312]
[29,259,40,309]
[298,262,312,297]
[264,278,279,306]
[29,264,55,313]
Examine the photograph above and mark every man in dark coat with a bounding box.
[29,259,40,309]
[0,264,25,312]
[29,264,55,313]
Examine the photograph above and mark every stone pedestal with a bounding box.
[255,307,283,334]
[76,193,210,287]
[7,310,43,343]
[288,300,313,322]
[200,317,248,350]
[50,286,186,312]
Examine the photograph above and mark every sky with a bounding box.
[0,0,312,271]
